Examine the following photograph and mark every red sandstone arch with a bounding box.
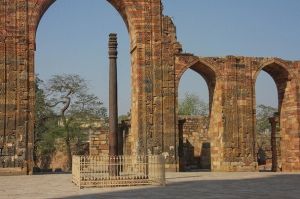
[3,0,300,174]
[253,60,300,171]
[254,59,295,76]
[176,58,217,113]
[28,0,136,45]
[175,57,218,171]
[254,61,289,111]
[26,0,137,172]
[177,59,217,83]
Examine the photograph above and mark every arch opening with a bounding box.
[31,0,133,43]
[254,62,290,172]
[177,61,216,172]
[33,0,132,172]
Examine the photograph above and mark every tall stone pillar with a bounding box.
[178,119,186,172]
[108,33,118,157]
[269,114,280,172]
[118,121,128,156]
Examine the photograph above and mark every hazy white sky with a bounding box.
[36,0,300,114]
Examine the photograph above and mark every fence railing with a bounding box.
[72,155,165,188]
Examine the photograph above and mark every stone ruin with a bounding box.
[89,116,210,171]
[1,0,300,174]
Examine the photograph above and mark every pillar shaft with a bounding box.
[178,119,186,172]
[108,33,118,157]
[269,115,279,172]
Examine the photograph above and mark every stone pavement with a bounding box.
[0,172,300,199]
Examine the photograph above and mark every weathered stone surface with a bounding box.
[175,56,300,171]
[0,0,300,174]
[178,116,210,171]
[89,129,109,156]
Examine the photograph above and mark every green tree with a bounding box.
[44,74,107,170]
[34,76,58,168]
[256,104,277,162]
[256,104,277,135]
[178,92,209,116]
[118,111,131,123]
[36,117,61,169]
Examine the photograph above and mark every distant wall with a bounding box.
[178,116,210,170]
[89,128,109,156]
[89,121,131,156]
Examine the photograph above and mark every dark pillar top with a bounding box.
[108,33,118,156]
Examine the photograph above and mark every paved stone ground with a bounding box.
[0,172,300,199]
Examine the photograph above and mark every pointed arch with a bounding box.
[177,59,217,112]
[29,0,136,46]
[253,59,300,171]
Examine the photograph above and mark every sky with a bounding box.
[36,0,300,114]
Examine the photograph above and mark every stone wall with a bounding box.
[89,128,109,156]
[1,0,300,174]
[175,55,300,171]
[178,116,210,171]
[89,121,131,156]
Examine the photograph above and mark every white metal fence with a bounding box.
[72,155,165,188]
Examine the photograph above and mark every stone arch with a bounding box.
[175,57,218,171]
[254,61,289,112]
[176,59,217,113]
[29,0,136,46]
[0,0,170,175]
[253,60,300,171]
[253,60,298,120]
[26,0,140,173]
[254,59,288,78]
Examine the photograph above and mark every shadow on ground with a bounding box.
[56,174,300,199]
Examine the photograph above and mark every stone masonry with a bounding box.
[89,121,131,157]
[89,129,109,156]
[175,55,300,171]
[178,116,210,171]
[0,0,300,174]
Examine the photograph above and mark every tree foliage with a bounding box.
[256,104,277,161]
[34,76,58,168]
[35,74,107,171]
[256,104,277,135]
[178,92,209,116]
[118,111,131,123]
